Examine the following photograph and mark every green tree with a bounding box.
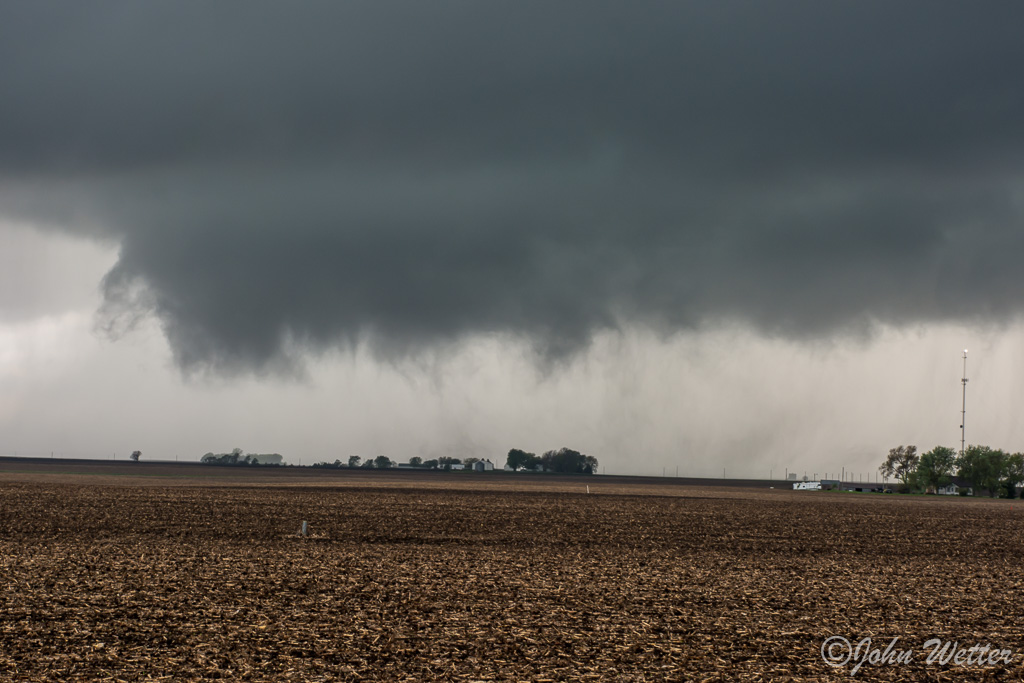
[506,449,536,471]
[1003,453,1024,498]
[540,447,598,474]
[348,455,361,468]
[130,450,141,462]
[957,445,1007,497]
[422,459,439,469]
[409,456,423,467]
[916,446,957,492]
[878,445,919,489]
[374,455,393,469]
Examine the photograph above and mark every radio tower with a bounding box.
[960,349,968,457]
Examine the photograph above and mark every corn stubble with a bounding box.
[0,482,1021,681]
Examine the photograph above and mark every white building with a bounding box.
[937,482,972,496]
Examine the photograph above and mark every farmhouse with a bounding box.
[937,477,974,496]
[472,459,495,472]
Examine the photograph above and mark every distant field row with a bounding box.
[0,456,780,495]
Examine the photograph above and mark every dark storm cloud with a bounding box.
[2,1,1024,372]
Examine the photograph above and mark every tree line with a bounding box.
[879,444,1024,497]
[312,456,482,470]
[505,447,598,474]
[314,455,399,469]
[200,448,284,466]
[309,448,599,474]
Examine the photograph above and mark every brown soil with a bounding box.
[0,469,1021,681]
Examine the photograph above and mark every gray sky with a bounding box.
[2,2,1024,475]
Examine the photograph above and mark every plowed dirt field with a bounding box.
[1,471,1021,680]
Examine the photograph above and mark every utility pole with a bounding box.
[961,349,969,458]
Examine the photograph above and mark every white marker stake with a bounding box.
[586,485,590,494]
[301,521,308,537]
